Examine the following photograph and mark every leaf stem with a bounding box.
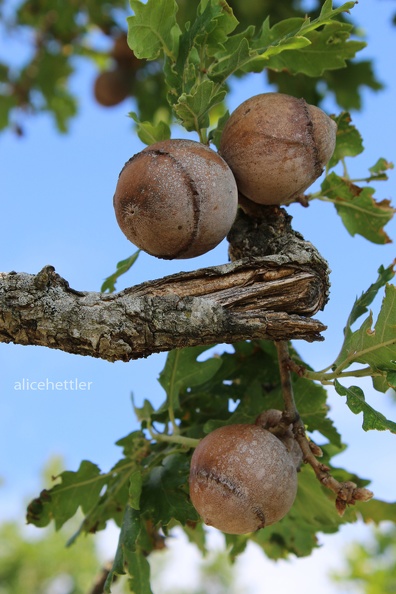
[147,425,199,449]
[304,366,376,382]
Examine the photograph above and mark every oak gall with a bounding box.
[189,423,299,534]
[219,92,337,205]
[113,139,238,259]
[93,69,130,107]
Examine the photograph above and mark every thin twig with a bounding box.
[88,561,113,594]
[275,341,374,515]
[275,341,300,425]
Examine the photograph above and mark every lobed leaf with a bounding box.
[326,61,383,111]
[334,284,396,391]
[251,462,368,559]
[26,461,107,530]
[328,112,364,168]
[368,158,395,182]
[293,377,342,446]
[129,112,171,145]
[344,263,395,331]
[321,173,395,244]
[140,454,198,526]
[173,79,226,131]
[319,0,357,18]
[124,550,153,594]
[264,22,365,77]
[334,381,396,433]
[208,35,251,82]
[104,505,147,593]
[176,0,238,78]
[101,251,141,293]
[127,0,181,60]
[159,346,222,411]
[27,431,150,537]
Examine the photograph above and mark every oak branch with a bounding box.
[0,207,330,362]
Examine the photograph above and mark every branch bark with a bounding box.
[0,206,331,362]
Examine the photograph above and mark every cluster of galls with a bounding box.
[113,92,337,533]
[113,92,337,259]
[94,34,143,107]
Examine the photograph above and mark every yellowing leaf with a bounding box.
[321,173,395,244]
[329,112,364,167]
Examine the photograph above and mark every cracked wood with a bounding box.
[0,206,331,361]
[0,257,326,362]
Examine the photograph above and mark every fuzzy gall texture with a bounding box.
[113,139,238,259]
[189,424,298,534]
[219,92,337,205]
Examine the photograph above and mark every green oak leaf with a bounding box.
[264,22,365,77]
[319,0,357,19]
[359,498,396,523]
[129,112,171,145]
[182,520,207,554]
[124,550,153,594]
[115,430,151,459]
[208,36,251,82]
[293,377,342,447]
[334,381,396,433]
[198,341,341,448]
[321,172,395,244]
[202,0,239,55]
[104,505,147,593]
[251,464,363,559]
[26,461,107,530]
[176,0,238,77]
[334,284,396,390]
[367,158,395,182]
[101,250,141,293]
[244,1,359,77]
[325,60,383,111]
[250,17,311,68]
[0,95,16,130]
[159,346,222,411]
[132,397,156,424]
[140,454,198,526]
[174,79,226,131]
[328,112,364,168]
[344,263,395,330]
[129,469,143,510]
[27,432,150,541]
[128,0,181,60]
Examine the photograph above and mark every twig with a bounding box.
[88,561,113,594]
[275,341,300,425]
[275,341,374,515]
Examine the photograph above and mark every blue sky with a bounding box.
[1,1,396,591]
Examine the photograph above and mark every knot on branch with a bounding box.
[228,202,330,309]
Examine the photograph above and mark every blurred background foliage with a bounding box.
[330,524,396,594]
[0,0,389,135]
